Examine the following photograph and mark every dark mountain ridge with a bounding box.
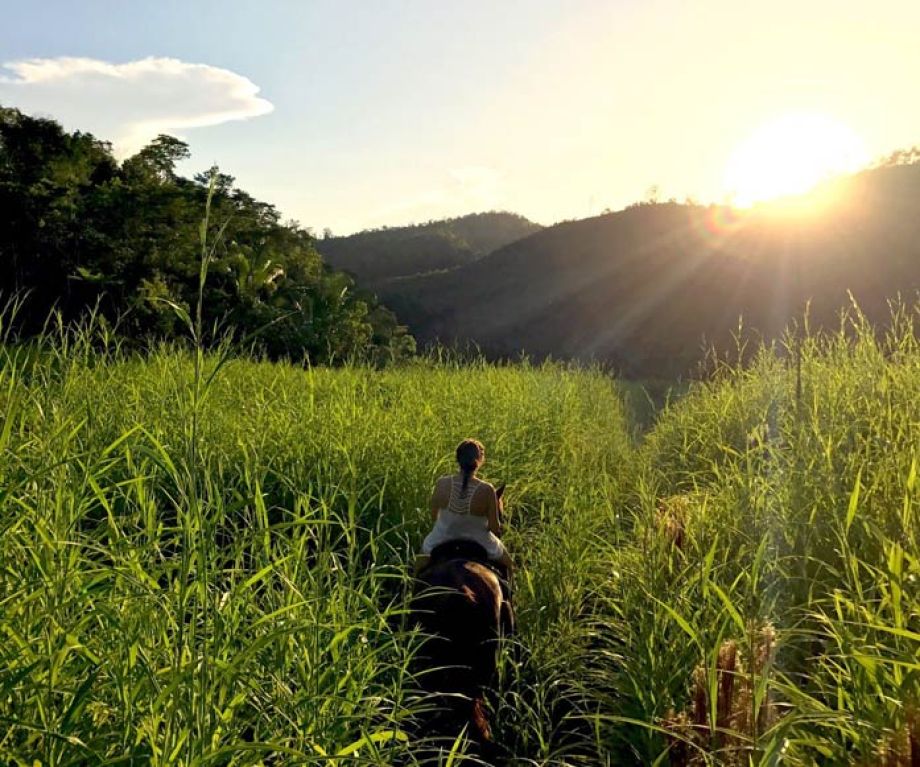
[317,211,541,286]
[383,163,920,376]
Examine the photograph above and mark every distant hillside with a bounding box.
[316,212,541,286]
[383,163,920,377]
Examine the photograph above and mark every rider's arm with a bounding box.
[429,476,449,520]
[485,487,502,536]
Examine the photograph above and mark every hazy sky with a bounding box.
[2,0,918,233]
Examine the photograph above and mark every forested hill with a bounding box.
[383,161,920,377]
[316,212,541,286]
[0,106,414,363]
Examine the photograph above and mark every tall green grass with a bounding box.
[2,298,918,765]
[0,316,631,764]
[586,304,919,765]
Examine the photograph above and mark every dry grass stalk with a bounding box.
[861,703,919,767]
[655,494,691,552]
[664,625,779,766]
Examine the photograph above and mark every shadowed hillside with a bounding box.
[384,163,920,376]
[317,212,541,286]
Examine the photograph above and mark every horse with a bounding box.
[411,485,513,749]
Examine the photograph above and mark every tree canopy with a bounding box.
[0,106,414,363]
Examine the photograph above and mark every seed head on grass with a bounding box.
[862,703,920,767]
[664,626,780,766]
[654,494,692,553]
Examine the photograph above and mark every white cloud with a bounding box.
[0,56,273,156]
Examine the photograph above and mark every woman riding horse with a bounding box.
[412,439,514,746]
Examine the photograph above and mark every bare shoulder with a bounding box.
[432,475,451,498]
[470,479,496,515]
[475,479,496,495]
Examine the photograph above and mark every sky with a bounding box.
[1,0,919,234]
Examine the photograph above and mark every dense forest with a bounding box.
[0,106,414,362]
[317,211,540,286]
[384,161,920,376]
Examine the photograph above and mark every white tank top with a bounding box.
[421,475,505,559]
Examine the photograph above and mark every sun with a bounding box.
[723,113,868,207]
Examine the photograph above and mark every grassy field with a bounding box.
[0,321,633,765]
[590,305,920,765]
[0,305,917,765]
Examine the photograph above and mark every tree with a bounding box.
[122,135,190,183]
[0,105,415,363]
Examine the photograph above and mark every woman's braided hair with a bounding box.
[455,438,485,496]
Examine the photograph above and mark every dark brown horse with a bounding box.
[411,486,513,747]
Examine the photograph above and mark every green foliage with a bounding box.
[2,104,918,762]
[0,106,413,363]
[587,303,920,765]
[0,298,917,764]
[0,314,631,764]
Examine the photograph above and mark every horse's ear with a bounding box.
[496,483,506,500]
